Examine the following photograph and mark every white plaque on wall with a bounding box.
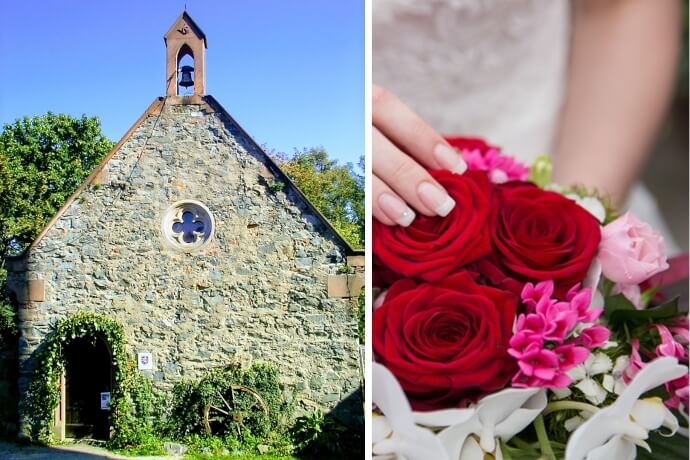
[100,392,111,410]
[137,352,154,370]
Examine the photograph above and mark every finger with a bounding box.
[373,174,415,227]
[372,84,467,174]
[373,128,456,217]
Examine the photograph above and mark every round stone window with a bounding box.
[162,200,214,251]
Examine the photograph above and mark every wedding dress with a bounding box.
[374,0,680,254]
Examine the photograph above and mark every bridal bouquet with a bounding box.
[372,137,689,460]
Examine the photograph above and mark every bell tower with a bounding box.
[164,11,207,96]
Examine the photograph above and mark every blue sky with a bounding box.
[0,1,364,165]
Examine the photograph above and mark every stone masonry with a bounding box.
[7,96,363,425]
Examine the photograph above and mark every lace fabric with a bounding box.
[373,0,571,163]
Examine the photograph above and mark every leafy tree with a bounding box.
[0,113,112,345]
[272,147,364,248]
[0,113,113,258]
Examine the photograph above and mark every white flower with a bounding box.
[602,356,629,395]
[412,388,547,460]
[568,352,613,405]
[566,357,687,460]
[372,362,548,460]
[564,411,591,432]
[372,363,447,460]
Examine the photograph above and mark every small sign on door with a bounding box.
[100,392,111,410]
[138,352,153,370]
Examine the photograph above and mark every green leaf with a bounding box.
[637,431,689,460]
[604,294,680,327]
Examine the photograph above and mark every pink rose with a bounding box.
[599,212,669,286]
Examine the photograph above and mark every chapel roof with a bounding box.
[9,95,363,259]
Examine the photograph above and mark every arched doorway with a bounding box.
[62,336,113,439]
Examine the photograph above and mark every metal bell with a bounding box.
[178,66,195,88]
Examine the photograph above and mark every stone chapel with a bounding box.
[6,12,363,440]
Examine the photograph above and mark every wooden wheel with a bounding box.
[202,384,269,437]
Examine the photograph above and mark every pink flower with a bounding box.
[566,284,603,323]
[510,343,587,388]
[577,325,611,349]
[539,302,578,342]
[656,325,686,360]
[665,374,689,413]
[461,147,529,184]
[624,339,646,383]
[515,313,549,337]
[599,212,669,288]
[554,343,589,372]
[669,316,690,346]
[516,343,560,381]
[508,329,544,354]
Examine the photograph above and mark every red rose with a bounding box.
[445,136,497,152]
[373,170,492,283]
[373,272,518,410]
[488,182,601,297]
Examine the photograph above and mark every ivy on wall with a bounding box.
[25,311,158,446]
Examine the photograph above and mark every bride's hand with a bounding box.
[373,84,467,226]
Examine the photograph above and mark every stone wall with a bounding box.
[8,99,362,423]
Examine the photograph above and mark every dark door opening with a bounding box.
[64,336,112,439]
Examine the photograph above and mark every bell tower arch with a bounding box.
[164,11,207,96]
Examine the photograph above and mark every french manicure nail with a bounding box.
[417,182,456,217]
[433,143,467,174]
[378,193,416,227]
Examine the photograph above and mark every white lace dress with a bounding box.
[374,0,680,253]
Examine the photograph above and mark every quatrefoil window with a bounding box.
[162,200,214,251]
[172,211,205,243]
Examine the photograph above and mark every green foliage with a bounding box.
[0,301,16,339]
[182,431,295,459]
[167,363,293,441]
[290,410,363,459]
[111,432,166,456]
[267,179,285,193]
[290,411,326,452]
[638,430,689,460]
[604,294,680,328]
[336,264,354,275]
[109,361,166,449]
[271,148,364,249]
[0,113,113,257]
[25,312,159,447]
[0,269,18,350]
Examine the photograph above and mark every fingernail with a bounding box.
[417,182,456,216]
[378,193,416,227]
[433,143,467,174]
